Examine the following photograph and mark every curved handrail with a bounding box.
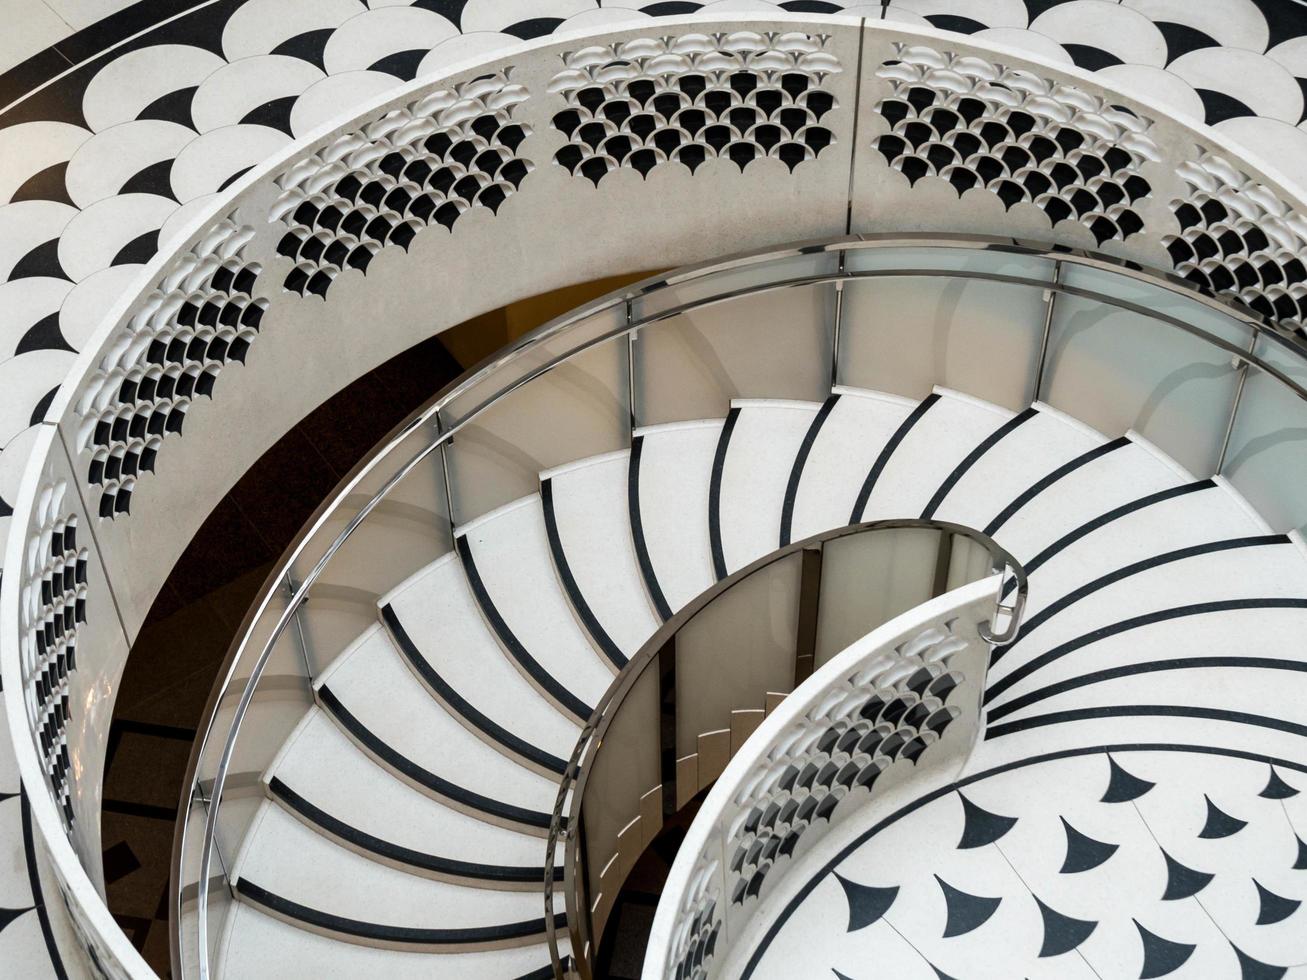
[10,11,1307,973]
[541,518,1025,976]
[178,235,1307,980]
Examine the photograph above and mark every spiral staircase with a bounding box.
[3,3,1307,980]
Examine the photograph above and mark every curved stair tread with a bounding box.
[714,399,822,575]
[314,625,559,813]
[856,389,1015,522]
[232,803,553,934]
[984,436,1189,564]
[928,404,1107,530]
[384,554,580,764]
[786,386,916,544]
[459,494,618,703]
[987,599,1307,709]
[1014,479,1277,613]
[632,419,726,613]
[542,449,661,657]
[218,902,565,979]
[266,778,556,887]
[269,709,551,865]
[993,540,1307,668]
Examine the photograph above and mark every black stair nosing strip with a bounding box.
[999,478,1218,600]
[919,406,1038,521]
[629,434,674,621]
[991,533,1292,663]
[380,604,568,777]
[708,406,741,582]
[780,393,840,547]
[985,704,1307,742]
[539,478,627,670]
[983,435,1131,538]
[986,655,1307,724]
[455,535,595,724]
[517,962,570,980]
[316,684,555,830]
[983,597,1307,706]
[849,391,941,523]
[267,777,557,885]
[235,878,562,946]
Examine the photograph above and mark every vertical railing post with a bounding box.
[830,249,846,390]
[1217,334,1256,475]
[931,529,954,598]
[793,547,823,686]
[282,573,314,683]
[1030,260,1061,405]
[659,637,678,819]
[626,299,639,440]
[435,410,458,536]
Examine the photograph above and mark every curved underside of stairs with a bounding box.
[2,4,1307,980]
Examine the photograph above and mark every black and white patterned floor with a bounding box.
[749,749,1307,978]
[2,1,1307,975]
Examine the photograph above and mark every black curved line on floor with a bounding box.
[268,777,557,885]
[920,406,1037,520]
[991,534,1291,664]
[317,685,553,830]
[539,478,628,670]
[235,878,560,946]
[984,597,1307,705]
[21,789,69,980]
[708,407,741,581]
[381,604,567,776]
[456,536,594,723]
[517,963,569,980]
[740,741,1307,978]
[983,436,1130,537]
[628,435,673,621]
[1000,478,1216,599]
[986,704,1307,741]
[849,392,940,523]
[987,656,1307,724]
[779,394,839,547]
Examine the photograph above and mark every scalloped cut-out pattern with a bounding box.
[873,44,1159,245]
[271,70,532,298]
[1166,152,1307,339]
[666,621,968,980]
[548,31,841,185]
[19,479,87,830]
[75,219,265,518]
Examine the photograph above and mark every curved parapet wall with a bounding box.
[644,577,1002,980]
[4,13,1307,977]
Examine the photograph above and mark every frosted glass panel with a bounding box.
[846,245,1055,282]
[1222,333,1307,535]
[1060,265,1251,344]
[675,553,801,757]
[632,250,838,320]
[635,283,835,426]
[441,304,626,426]
[839,276,1047,409]
[813,527,939,669]
[446,337,627,524]
[1041,288,1250,476]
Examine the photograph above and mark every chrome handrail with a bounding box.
[541,518,1026,976]
[180,235,1307,980]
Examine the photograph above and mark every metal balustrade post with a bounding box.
[435,412,458,536]
[626,301,639,439]
[931,529,954,598]
[282,573,314,683]
[794,547,823,686]
[1217,335,1257,474]
[1030,261,1061,405]
[830,249,847,390]
[659,637,678,819]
